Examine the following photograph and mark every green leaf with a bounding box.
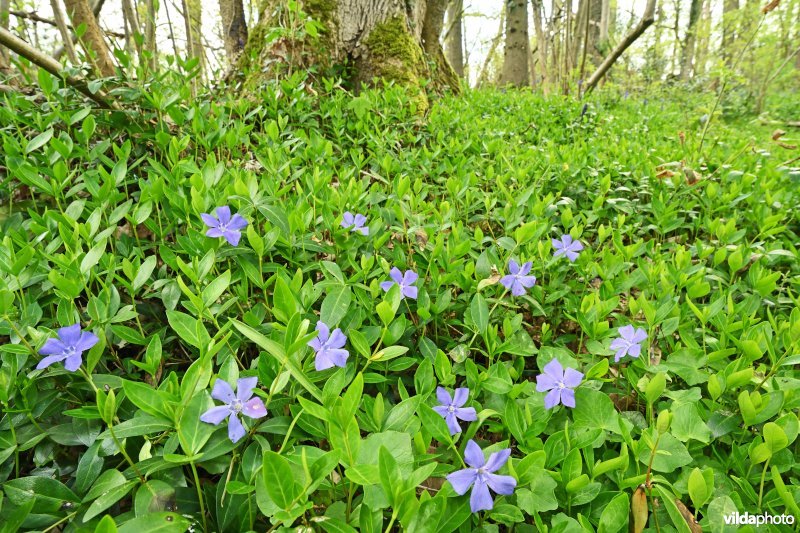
[93,515,118,533]
[370,345,409,362]
[597,492,629,533]
[573,388,621,434]
[26,128,53,153]
[166,310,209,350]
[3,476,80,513]
[320,286,352,327]
[117,513,191,533]
[272,276,299,323]
[232,319,323,402]
[263,451,300,511]
[418,403,452,444]
[80,239,107,274]
[470,293,489,334]
[177,392,215,456]
[202,270,231,306]
[82,469,138,521]
[122,380,175,422]
[378,446,401,504]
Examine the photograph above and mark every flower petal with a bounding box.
[36,354,65,370]
[542,359,564,381]
[470,477,494,512]
[446,468,477,495]
[627,343,642,358]
[486,473,517,495]
[227,214,249,231]
[211,379,236,403]
[354,214,366,227]
[569,240,584,252]
[518,275,536,288]
[452,387,469,407]
[499,275,515,291]
[544,388,562,409]
[327,348,349,368]
[389,267,403,284]
[57,324,82,346]
[215,206,232,225]
[565,250,580,262]
[328,329,347,349]
[517,261,533,276]
[201,213,219,228]
[242,397,268,419]
[63,354,82,372]
[609,338,628,351]
[236,377,259,401]
[455,407,477,422]
[560,388,576,408]
[510,281,526,296]
[632,328,648,343]
[618,325,635,341]
[403,286,418,300]
[227,413,247,443]
[484,449,511,472]
[552,238,562,249]
[433,405,450,417]
[402,270,418,285]
[315,321,330,342]
[536,372,557,392]
[206,227,225,238]
[200,405,230,425]
[614,347,628,362]
[356,226,369,236]
[379,281,396,292]
[464,440,485,469]
[562,368,584,388]
[508,259,519,275]
[314,351,335,371]
[445,413,462,435]
[222,229,242,246]
[436,386,452,406]
[39,338,67,356]
[75,331,99,352]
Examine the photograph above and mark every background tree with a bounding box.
[219,0,248,62]
[63,0,115,76]
[445,0,464,78]
[680,0,702,79]
[499,0,530,87]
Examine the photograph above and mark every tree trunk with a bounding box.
[445,0,464,78]
[219,0,248,62]
[120,0,142,64]
[63,0,115,76]
[238,0,459,107]
[583,0,655,94]
[50,0,79,64]
[144,0,157,71]
[679,0,701,80]
[531,0,548,89]
[694,0,711,76]
[722,0,739,66]
[182,0,204,78]
[421,0,459,89]
[1,0,11,71]
[499,0,530,87]
[599,0,610,43]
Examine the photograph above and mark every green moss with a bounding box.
[363,17,429,111]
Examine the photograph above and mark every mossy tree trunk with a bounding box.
[63,0,115,77]
[238,0,459,106]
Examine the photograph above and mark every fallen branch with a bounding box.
[0,26,119,109]
[583,0,656,95]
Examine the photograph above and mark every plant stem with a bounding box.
[190,461,209,533]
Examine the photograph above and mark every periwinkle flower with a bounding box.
[500,259,536,296]
[37,324,99,372]
[380,267,418,300]
[552,235,584,262]
[433,387,477,435]
[610,325,648,362]
[446,440,517,513]
[536,359,583,409]
[200,377,267,443]
[308,321,349,371]
[201,206,248,246]
[341,212,369,235]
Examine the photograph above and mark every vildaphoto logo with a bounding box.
[723,512,795,526]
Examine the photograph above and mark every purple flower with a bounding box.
[37,323,98,372]
[380,267,418,300]
[200,377,267,443]
[552,235,584,262]
[433,387,478,435]
[536,359,583,409]
[446,440,517,513]
[201,206,248,246]
[500,260,536,296]
[307,321,349,371]
[610,325,648,362]
[341,212,369,235]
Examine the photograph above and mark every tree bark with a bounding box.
[120,0,142,64]
[50,0,78,64]
[599,0,610,43]
[679,0,701,80]
[54,0,104,60]
[182,0,204,78]
[584,0,655,94]
[445,0,464,78]
[0,0,10,71]
[531,0,548,89]
[218,0,247,62]
[63,0,115,76]
[722,0,738,66]
[144,0,157,71]
[499,0,530,87]
[421,0,459,89]
[476,4,505,87]
[238,1,459,106]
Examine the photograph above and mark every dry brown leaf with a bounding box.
[656,169,676,179]
[762,0,780,14]
[674,499,703,533]
[629,484,649,533]
[772,129,786,140]
[776,141,797,150]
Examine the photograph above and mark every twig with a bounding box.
[0,26,119,109]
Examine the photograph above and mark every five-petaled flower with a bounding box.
[341,212,369,235]
[200,377,267,443]
[500,259,536,296]
[308,321,349,371]
[37,323,99,372]
[446,440,517,513]
[610,325,648,362]
[201,206,248,246]
[536,359,583,409]
[433,387,477,435]
[552,235,584,262]
[380,267,418,300]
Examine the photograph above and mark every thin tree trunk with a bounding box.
[500,0,530,87]
[722,0,739,66]
[63,0,115,76]
[599,0,610,43]
[50,0,78,64]
[421,0,459,89]
[680,0,701,80]
[144,0,157,71]
[218,0,247,62]
[120,0,142,63]
[477,5,505,87]
[584,0,656,94]
[445,0,464,77]
[531,0,548,90]
[0,0,9,70]
[54,0,103,60]
[694,0,711,76]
